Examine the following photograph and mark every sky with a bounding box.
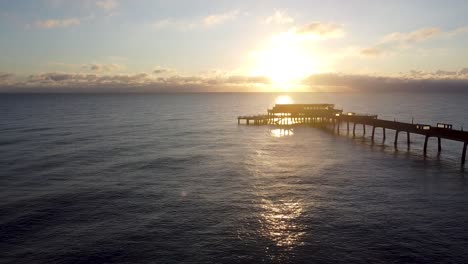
[1,0,468,92]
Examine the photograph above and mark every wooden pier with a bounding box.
[238,104,468,164]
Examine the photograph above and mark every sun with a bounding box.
[249,32,320,91]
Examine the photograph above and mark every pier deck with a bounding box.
[238,104,468,164]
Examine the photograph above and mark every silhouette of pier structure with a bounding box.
[238,104,468,164]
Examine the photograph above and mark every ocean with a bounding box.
[1,92,468,263]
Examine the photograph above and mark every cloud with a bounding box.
[46,0,65,8]
[152,67,172,75]
[434,70,457,76]
[295,22,344,39]
[0,72,271,93]
[361,26,468,57]
[302,69,468,92]
[382,27,441,44]
[33,18,80,29]
[263,10,294,25]
[446,26,468,37]
[44,73,72,81]
[150,19,193,30]
[459,68,468,75]
[96,0,119,11]
[360,47,382,57]
[152,19,175,29]
[0,73,15,86]
[3,68,468,93]
[152,10,240,30]
[204,75,271,85]
[153,69,168,74]
[84,63,125,72]
[0,72,14,80]
[203,10,239,26]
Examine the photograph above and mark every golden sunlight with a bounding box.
[275,95,294,104]
[249,32,321,91]
[270,128,294,138]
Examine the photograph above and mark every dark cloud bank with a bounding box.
[1,70,468,93]
[303,71,468,92]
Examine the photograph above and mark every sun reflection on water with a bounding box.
[270,128,294,138]
[260,198,305,248]
[246,145,307,251]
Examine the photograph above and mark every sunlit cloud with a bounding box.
[295,22,344,39]
[152,10,240,30]
[263,10,294,25]
[96,0,119,11]
[150,19,186,30]
[361,26,468,57]
[360,47,382,57]
[446,26,468,37]
[202,10,239,26]
[33,18,80,29]
[382,27,441,44]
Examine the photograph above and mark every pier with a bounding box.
[238,104,468,164]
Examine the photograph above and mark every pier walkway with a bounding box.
[238,104,468,164]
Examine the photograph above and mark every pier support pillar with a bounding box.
[383,128,386,141]
[353,123,356,137]
[371,126,376,142]
[363,124,366,135]
[424,135,429,156]
[462,142,467,165]
[438,137,442,153]
[407,132,410,148]
[347,121,350,133]
[394,130,399,148]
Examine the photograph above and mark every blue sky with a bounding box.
[1,0,468,92]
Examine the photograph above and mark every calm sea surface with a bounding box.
[1,92,468,264]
